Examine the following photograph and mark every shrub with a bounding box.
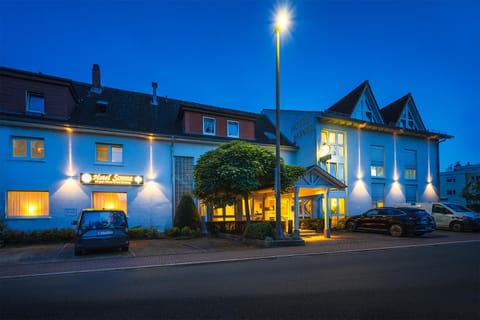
[165,227,181,237]
[3,228,75,244]
[243,223,275,240]
[174,193,200,230]
[128,226,163,239]
[181,226,193,237]
[301,218,324,231]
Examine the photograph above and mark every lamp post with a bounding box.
[274,9,289,240]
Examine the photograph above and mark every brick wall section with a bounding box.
[0,69,77,119]
[183,110,255,139]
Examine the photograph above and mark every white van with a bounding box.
[419,202,480,232]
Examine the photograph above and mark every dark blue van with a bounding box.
[73,209,129,256]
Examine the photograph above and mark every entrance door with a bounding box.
[299,197,314,219]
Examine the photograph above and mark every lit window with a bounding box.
[405,168,417,180]
[7,191,49,217]
[203,117,216,135]
[370,145,385,178]
[26,92,45,114]
[12,137,44,160]
[227,120,239,138]
[93,192,127,214]
[371,166,385,177]
[96,143,123,163]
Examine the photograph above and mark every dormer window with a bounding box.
[203,117,216,135]
[26,92,45,114]
[227,120,239,138]
[399,109,417,130]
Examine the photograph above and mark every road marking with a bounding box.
[0,239,478,280]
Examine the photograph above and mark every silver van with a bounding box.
[421,202,480,232]
[72,209,129,255]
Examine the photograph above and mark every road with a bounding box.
[1,241,479,320]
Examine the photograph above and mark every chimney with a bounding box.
[92,64,101,89]
[151,82,158,106]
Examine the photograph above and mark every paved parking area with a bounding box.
[0,230,478,279]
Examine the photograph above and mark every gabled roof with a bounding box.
[381,93,426,131]
[325,80,384,124]
[326,80,369,116]
[295,165,347,189]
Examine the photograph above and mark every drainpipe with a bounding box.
[171,136,176,226]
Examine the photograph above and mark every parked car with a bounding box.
[345,207,436,237]
[72,209,129,256]
[419,202,480,232]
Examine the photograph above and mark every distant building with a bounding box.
[440,162,480,210]
[0,65,452,232]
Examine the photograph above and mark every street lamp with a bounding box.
[274,8,290,240]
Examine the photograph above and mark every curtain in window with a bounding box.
[92,192,127,213]
[7,191,49,217]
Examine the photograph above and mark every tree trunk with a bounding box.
[244,193,251,225]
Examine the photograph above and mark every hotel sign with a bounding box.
[80,173,144,186]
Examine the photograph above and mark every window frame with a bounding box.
[6,190,50,218]
[95,143,123,164]
[227,120,239,138]
[11,136,45,161]
[26,91,45,114]
[203,116,216,136]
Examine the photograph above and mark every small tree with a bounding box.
[174,194,200,230]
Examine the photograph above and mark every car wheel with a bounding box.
[389,224,404,237]
[346,221,356,232]
[450,222,463,232]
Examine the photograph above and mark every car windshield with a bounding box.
[80,211,126,230]
[444,203,473,212]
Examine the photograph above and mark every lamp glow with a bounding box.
[275,9,290,32]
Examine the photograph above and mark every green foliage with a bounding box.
[174,193,201,229]
[181,226,193,237]
[3,228,76,244]
[334,218,346,230]
[281,165,307,191]
[243,222,275,240]
[300,218,325,231]
[128,226,163,239]
[165,227,181,237]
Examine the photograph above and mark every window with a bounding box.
[96,143,123,163]
[7,191,49,217]
[446,177,456,183]
[405,185,417,203]
[92,192,127,214]
[370,145,385,178]
[203,117,216,135]
[320,129,346,182]
[399,108,417,130]
[227,120,239,138]
[404,149,417,180]
[175,156,194,208]
[371,183,385,208]
[12,137,44,160]
[26,92,45,113]
[447,190,456,195]
[405,168,417,180]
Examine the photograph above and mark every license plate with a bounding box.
[97,231,113,236]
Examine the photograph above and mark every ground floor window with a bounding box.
[371,183,385,208]
[92,192,127,214]
[212,204,235,221]
[7,191,49,217]
[329,197,345,227]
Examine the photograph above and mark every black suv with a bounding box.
[345,207,436,237]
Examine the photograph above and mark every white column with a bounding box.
[294,187,299,231]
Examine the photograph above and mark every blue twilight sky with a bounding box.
[1,0,479,170]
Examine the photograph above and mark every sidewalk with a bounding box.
[1,230,479,279]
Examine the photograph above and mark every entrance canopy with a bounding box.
[294,165,347,190]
